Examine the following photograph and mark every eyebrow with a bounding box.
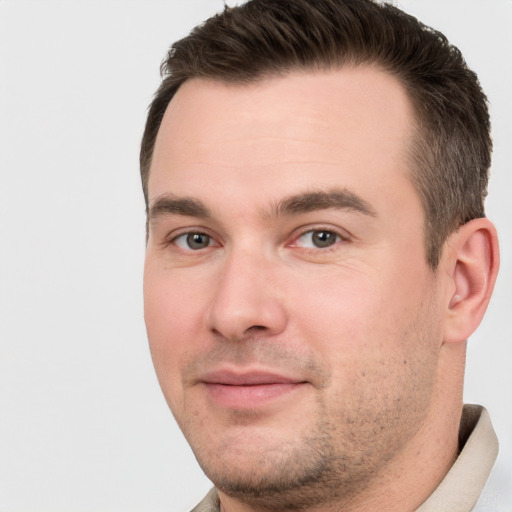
[148,194,211,221]
[147,188,376,223]
[271,189,377,218]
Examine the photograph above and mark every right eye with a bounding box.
[173,232,215,251]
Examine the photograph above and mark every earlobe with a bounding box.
[443,218,499,344]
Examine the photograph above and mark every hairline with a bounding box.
[143,63,440,267]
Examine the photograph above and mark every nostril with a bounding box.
[210,324,268,342]
[248,325,267,333]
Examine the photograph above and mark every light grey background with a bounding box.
[0,1,510,511]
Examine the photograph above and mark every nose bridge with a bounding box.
[206,242,286,341]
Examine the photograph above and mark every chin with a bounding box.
[187,420,364,509]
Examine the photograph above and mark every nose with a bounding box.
[206,248,287,342]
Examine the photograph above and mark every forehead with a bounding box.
[149,67,417,214]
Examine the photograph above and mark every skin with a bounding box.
[143,68,498,511]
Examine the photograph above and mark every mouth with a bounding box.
[199,370,308,409]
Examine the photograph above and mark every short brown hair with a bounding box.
[140,0,491,268]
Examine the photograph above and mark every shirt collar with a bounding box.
[417,404,498,512]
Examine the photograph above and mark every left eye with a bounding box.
[173,232,214,250]
[295,230,341,249]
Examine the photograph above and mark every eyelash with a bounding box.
[165,226,349,253]
[289,228,346,251]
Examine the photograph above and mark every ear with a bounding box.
[442,218,499,344]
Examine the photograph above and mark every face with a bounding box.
[144,68,445,507]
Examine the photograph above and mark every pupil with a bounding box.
[313,231,335,248]
[187,233,209,249]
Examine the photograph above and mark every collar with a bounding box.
[417,404,498,512]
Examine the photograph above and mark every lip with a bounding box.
[199,369,307,409]
[201,369,304,386]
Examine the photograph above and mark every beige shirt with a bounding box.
[191,404,499,512]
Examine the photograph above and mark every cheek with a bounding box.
[294,267,440,436]
[288,260,436,372]
[143,268,208,407]
[144,264,207,341]
[289,266,380,352]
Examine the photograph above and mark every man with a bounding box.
[141,0,501,510]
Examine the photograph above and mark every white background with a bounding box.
[0,1,510,511]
